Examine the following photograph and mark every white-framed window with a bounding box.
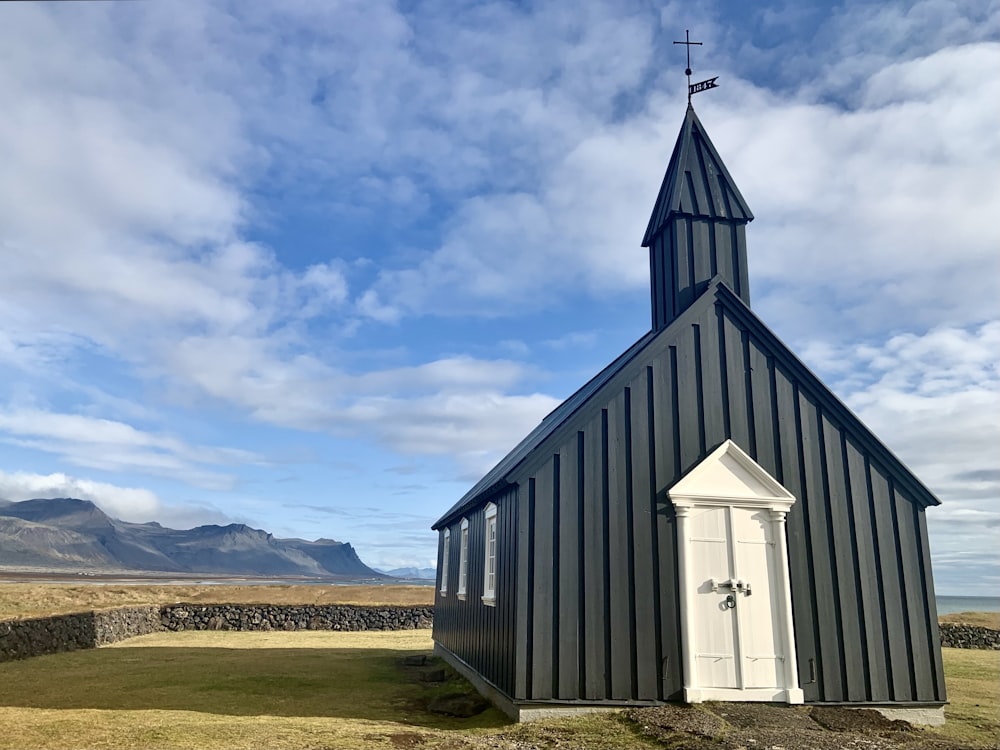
[482,502,498,605]
[440,528,451,595]
[457,518,469,599]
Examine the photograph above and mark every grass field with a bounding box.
[0,583,434,620]
[0,629,658,750]
[939,610,1000,629]
[0,585,996,748]
[0,630,996,749]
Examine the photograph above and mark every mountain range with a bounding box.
[377,566,436,580]
[0,497,386,579]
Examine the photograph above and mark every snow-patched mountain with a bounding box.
[0,498,385,578]
[380,567,436,580]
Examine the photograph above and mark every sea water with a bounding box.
[936,595,1000,615]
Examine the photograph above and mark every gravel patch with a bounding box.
[624,703,730,742]
[713,702,821,730]
[810,707,911,733]
[624,703,981,750]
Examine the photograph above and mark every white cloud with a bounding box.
[729,42,1000,340]
[344,391,560,476]
[806,321,1000,593]
[0,469,233,530]
[356,34,999,341]
[0,470,159,520]
[0,1,995,576]
[0,409,259,490]
[163,333,558,471]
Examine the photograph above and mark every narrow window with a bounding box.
[482,502,498,605]
[458,518,469,599]
[439,528,450,595]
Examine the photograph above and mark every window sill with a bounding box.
[457,593,467,601]
[481,596,496,607]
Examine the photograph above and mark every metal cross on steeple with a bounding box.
[673,29,719,102]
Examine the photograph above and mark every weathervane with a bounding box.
[674,29,719,102]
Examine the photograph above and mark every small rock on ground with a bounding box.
[428,692,490,718]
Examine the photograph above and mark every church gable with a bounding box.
[499,279,944,705]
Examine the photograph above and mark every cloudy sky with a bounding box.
[0,0,996,593]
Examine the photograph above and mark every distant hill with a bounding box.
[0,498,386,579]
[381,567,436,580]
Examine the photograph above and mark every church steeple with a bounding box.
[643,104,753,331]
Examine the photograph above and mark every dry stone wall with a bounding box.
[160,604,434,632]
[938,623,1000,650]
[0,606,160,662]
[1,604,995,666]
[0,604,434,662]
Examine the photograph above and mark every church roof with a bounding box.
[642,104,753,246]
[433,279,940,529]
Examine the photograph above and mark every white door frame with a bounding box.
[669,440,804,704]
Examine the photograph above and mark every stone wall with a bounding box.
[160,604,434,632]
[0,604,433,662]
[0,606,160,662]
[2,605,994,665]
[938,623,1000,650]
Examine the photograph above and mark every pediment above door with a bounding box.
[669,440,795,510]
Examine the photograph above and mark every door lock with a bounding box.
[725,594,736,609]
[712,578,752,596]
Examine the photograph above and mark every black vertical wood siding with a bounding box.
[433,484,517,697]
[496,289,943,706]
[650,217,749,331]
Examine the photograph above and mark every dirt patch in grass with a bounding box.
[624,650,1000,750]
[0,582,434,619]
[810,705,910,732]
[627,702,986,750]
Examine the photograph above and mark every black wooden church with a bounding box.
[431,104,945,722]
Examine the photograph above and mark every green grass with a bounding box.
[0,631,511,749]
[0,583,434,620]
[0,632,994,749]
[929,647,1000,749]
[939,611,1000,629]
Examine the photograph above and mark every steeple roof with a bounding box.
[642,104,753,247]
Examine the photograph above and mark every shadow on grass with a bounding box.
[0,646,509,729]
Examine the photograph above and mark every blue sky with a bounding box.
[0,1,997,594]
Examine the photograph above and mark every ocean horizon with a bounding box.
[936,595,1000,615]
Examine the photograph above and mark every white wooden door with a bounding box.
[670,439,803,703]
[689,504,783,692]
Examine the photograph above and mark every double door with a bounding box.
[686,503,790,697]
